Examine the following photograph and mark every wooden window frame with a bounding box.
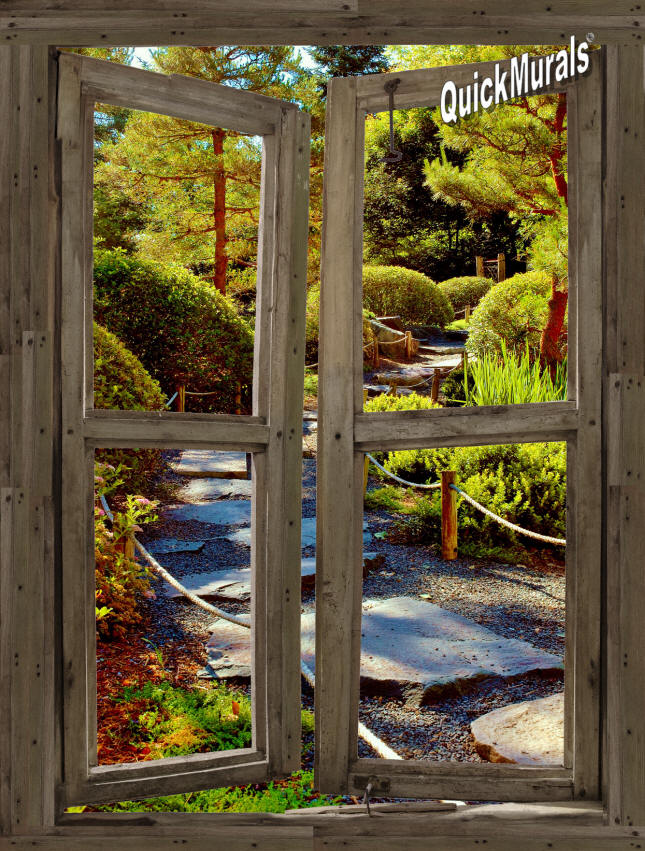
[57,52,311,806]
[315,54,603,801]
[1,19,644,847]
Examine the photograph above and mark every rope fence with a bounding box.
[449,483,566,546]
[364,459,566,550]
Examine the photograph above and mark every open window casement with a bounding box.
[57,53,310,807]
[316,53,603,801]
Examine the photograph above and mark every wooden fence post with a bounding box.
[462,350,468,373]
[475,255,484,277]
[405,330,413,359]
[497,252,506,282]
[431,369,440,403]
[175,384,185,413]
[235,381,242,415]
[465,304,471,322]
[441,470,458,560]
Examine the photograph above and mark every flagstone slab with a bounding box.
[164,500,252,527]
[200,597,563,704]
[163,553,379,601]
[146,538,206,555]
[224,516,373,549]
[179,478,253,501]
[471,692,564,765]
[171,450,248,479]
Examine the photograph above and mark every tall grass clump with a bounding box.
[464,343,567,406]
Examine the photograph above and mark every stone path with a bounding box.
[162,553,379,602]
[222,516,373,549]
[201,597,562,707]
[470,692,564,765]
[170,449,248,479]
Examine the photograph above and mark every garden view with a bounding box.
[84,43,570,813]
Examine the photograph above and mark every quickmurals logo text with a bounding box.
[440,37,592,124]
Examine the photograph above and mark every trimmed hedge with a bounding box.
[466,271,551,359]
[94,249,254,413]
[94,322,167,495]
[362,265,453,328]
[437,275,491,314]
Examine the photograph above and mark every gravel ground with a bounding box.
[136,452,566,764]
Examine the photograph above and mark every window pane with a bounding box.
[94,447,255,766]
[359,440,566,765]
[92,105,259,415]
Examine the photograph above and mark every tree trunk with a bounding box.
[211,128,227,295]
[540,277,568,375]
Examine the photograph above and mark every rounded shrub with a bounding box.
[438,275,491,314]
[466,271,551,359]
[362,265,453,328]
[93,248,254,413]
[94,322,167,494]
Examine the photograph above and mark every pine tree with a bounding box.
[307,45,389,97]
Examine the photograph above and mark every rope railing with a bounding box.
[449,483,566,546]
[366,454,440,490]
[98,494,401,760]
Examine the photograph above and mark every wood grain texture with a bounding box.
[315,75,361,794]
[2,8,645,47]
[355,402,578,450]
[604,45,645,829]
[566,55,604,800]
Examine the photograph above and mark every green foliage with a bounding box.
[440,365,475,407]
[303,370,318,399]
[119,679,252,757]
[463,343,568,406]
[364,391,439,413]
[383,442,566,555]
[363,106,524,281]
[466,271,552,359]
[437,275,491,314]
[362,265,453,328]
[94,322,166,411]
[93,249,254,413]
[94,322,167,494]
[94,462,158,639]
[364,485,408,512]
[305,283,321,363]
[92,769,337,813]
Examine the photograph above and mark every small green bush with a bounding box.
[466,271,552,359]
[383,442,566,555]
[364,391,439,413]
[362,265,453,328]
[463,343,568,406]
[438,275,491,314]
[94,322,167,494]
[94,248,254,413]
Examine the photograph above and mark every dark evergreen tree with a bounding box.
[307,45,389,96]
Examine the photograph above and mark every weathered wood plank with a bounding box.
[315,75,361,794]
[566,55,603,799]
[354,402,578,450]
[59,53,287,137]
[3,12,645,47]
[82,414,270,449]
[604,44,645,828]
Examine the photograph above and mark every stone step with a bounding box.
[164,499,252,527]
[200,596,563,705]
[170,450,248,479]
[179,478,253,501]
[470,692,564,766]
[161,553,380,602]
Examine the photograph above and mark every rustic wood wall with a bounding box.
[0,24,644,847]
